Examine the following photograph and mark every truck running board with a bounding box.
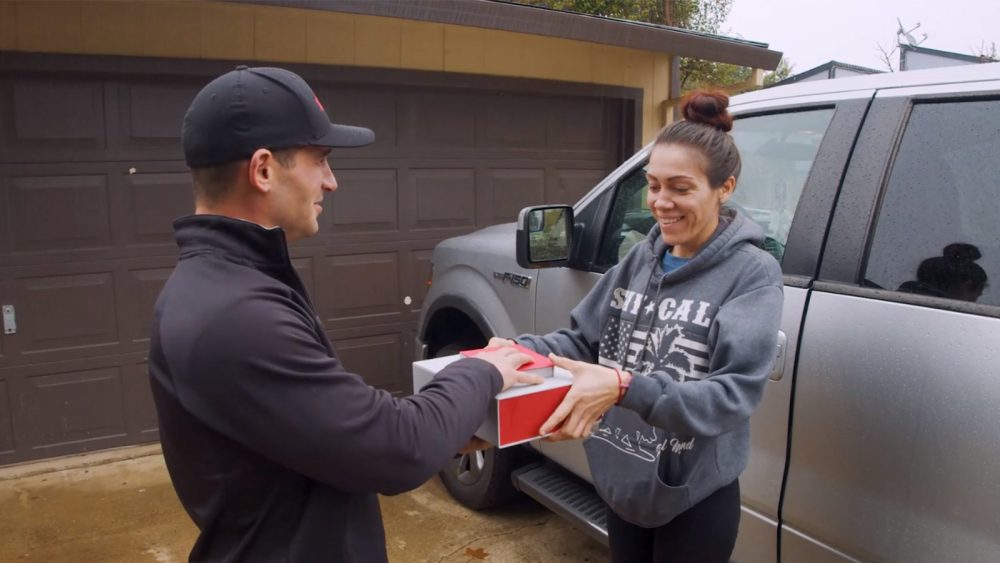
[512,464,609,546]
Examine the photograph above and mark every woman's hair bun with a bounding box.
[681,90,733,132]
[943,242,982,264]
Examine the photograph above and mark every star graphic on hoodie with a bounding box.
[644,301,656,315]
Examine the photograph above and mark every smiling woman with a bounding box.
[646,91,740,259]
[510,89,784,563]
[645,144,734,258]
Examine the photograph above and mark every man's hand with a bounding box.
[458,436,493,455]
[487,336,516,348]
[474,347,544,391]
[539,354,621,441]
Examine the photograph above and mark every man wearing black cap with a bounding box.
[148,66,538,562]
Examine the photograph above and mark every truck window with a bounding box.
[595,108,834,269]
[864,99,1000,307]
[728,109,833,261]
[596,164,652,267]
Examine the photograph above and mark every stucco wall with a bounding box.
[0,0,670,143]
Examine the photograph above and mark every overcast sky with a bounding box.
[722,0,1000,73]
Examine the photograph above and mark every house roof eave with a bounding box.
[241,0,783,70]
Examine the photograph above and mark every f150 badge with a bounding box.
[493,271,532,289]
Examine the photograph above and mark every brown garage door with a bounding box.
[0,56,635,465]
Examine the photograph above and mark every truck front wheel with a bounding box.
[440,442,522,510]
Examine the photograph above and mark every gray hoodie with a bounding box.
[518,208,782,527]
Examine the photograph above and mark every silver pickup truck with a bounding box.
[416,63,1000,563]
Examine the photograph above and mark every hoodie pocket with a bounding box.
[655,436,723,505]
[655,435,709,486]
[617,478,692,527]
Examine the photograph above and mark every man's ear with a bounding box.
[247,149,275,194]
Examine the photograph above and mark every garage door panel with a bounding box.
[0,79,106,161]
[408,248,434,313]
[0,182,8,258]
[486,168,546,225]
[480,94,548,150]
[551,168,607,204]
[409,168,476,232]
[9,174,112,253]
[290,257,315,300]
[402,91,476,148]
[0,379,13,455]
[18,365,126,449]
[325,169,398,234]
[17,271,119,356]
[122,172,192,247]
[321,252,401,328]
[123,362,158,439]
[123,266,173,344]
[119,82,198,148]
[547,97,607,151]
[0,282,8,361]
[332,332,403,393]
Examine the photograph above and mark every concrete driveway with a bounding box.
[0,445,608,562]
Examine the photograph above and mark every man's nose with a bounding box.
[322,161,337,192]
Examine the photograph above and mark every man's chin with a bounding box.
[287,221,321,241]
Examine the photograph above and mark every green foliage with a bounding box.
[672,0,732,33]
[763,58,794,87]
[522,0,666,22]
[672,0,751,91]
[518,0,730,30]
[680,59,751,90]
[519,0,761,91]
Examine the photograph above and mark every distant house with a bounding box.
[775,45,998,88]
[900,44,998,71]
[771,60,883,87]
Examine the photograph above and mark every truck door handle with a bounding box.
[769,330,787,382]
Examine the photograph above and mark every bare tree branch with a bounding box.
[876,42,897,72]
[970,40,998,60]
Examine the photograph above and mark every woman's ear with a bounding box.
[718,176,736,204]
[248,149,275,194]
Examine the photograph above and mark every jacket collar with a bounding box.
[173,214,291,266]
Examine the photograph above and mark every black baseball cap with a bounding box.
[182,65,375,168]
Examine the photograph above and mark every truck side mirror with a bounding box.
[516,205,574,268]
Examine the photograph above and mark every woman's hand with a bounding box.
[539,354,622,441]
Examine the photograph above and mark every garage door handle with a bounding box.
[769,330,787,382]
[3,305,15,335]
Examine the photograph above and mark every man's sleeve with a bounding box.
[175,288,502,495]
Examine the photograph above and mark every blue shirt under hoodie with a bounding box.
[518,207,783,527]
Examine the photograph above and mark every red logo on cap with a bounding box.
[313,93,325,111]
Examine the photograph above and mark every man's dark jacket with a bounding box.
[148,215,501,562]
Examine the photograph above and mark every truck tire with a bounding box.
[434,341,523,509]
[439,446,522,510]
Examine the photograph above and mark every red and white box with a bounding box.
[412,346,572,448]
